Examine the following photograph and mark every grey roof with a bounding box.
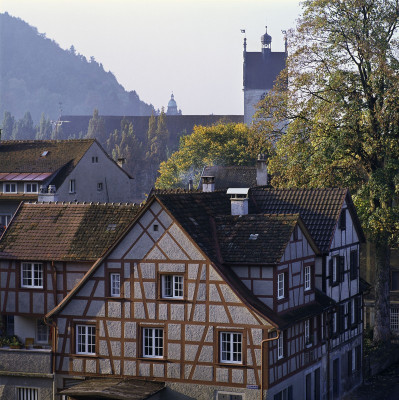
[201,166,257,189]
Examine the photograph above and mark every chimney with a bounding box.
[227,188,249,216]
[117,157,126,168]
[188,179,193,191]
[38,185,58,203]
[202,176,215,192]
[256,153,268,186]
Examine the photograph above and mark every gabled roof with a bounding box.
[201,165,257,189]
[250,187,365,253]
[214,214,301,264]
[0,202,141,261]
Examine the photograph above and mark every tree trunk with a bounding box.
[373,236,391,343]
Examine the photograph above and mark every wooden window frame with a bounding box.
[141,326,165,359]
[219,331,243,365]
[21,262,44,289]
[75,323,97,355]
[158,272,186,301]
[110,273,121,297]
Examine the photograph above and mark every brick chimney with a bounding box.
[256,153,268,186]
[202,176,215,192]
[227,188,249,215]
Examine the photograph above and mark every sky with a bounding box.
[0,0,302,115]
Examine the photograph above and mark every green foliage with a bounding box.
[36,113,52,140]
[86,109,106,142]
[255,0,399,342]
[156,123,255,189]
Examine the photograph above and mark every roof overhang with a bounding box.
[0,172,53,181]
[58,378,165,400]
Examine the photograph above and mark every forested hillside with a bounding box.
[0,12,154,122]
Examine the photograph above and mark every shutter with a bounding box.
[339,256,345,282]
[357,296,362,323]
[339,305,345,333]
[329,259,333,283]
[356,345,361,371]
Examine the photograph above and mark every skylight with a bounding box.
[249,234,259,240]
[41,151,49,157]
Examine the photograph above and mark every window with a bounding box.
[97,182,103,191]
[161,275,183,298]
[277,272,285,299]
[36,319,49,343]
[217,393,243,400]
[329,255,344,285]
[4,182,17,193]
[69,179,76,193]
[17,388,38,400]
[391,308,399,332]
[305,373,311,400]
[220,332,242,364]
[277,332,284,359]
[333,358,340,397]
[304,319,311,345]
[24,183,38,193]
[2,315,14,336]
[339,209,346,230]
[391,271,399,291]
[350,250,358,280]
[274,386,293,400]
[76,325,96,354]
[21,263,43,288]
[0,214,11,230]
[92,156,98,163]
[344,302,349,330]
[304,265,311,291]
[292,225,298,241]
[314,368,321,400]
[153,224,159,232]
[143,327,163,358]
[110,273,121,297]
[332,312,338,336]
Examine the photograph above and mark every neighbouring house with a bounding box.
[35,186,365,399]
[0,139,135,231]
[0,202,140,399]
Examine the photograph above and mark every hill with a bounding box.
[0,12,154,122]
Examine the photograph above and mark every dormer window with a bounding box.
[3,182,17,193]
[25,183,38,193]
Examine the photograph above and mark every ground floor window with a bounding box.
[217,393,243,400]
[333,358,340,398]
[143,327,163,358]
[390,308,399,332]
[36,319,49,343]
[274,386,293,400]
[17,387,38,400]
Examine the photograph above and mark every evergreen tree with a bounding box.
[86,109,106,143]
[1,111,15,140]
[36,113,52,140]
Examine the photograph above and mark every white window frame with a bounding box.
[76,325,96,355]
[351,348,357,372]
[161,274,183,299]
[36,319,49,343]
[4,182,17,193]
[17,387,38,400]
[217,392,244,400]
[304,265,311,291]
[390,308,399,332]
[277,273,285,299]
[332,257,338,283]
[21,263,43,288]
[220,332,242,364]
[277,332,284,359]
[69,179,76,193]
[110,273,121,297]
[24,182,38,193]
[332,312,338,334]
[344,302,349,330]
[142,327,164,358]
[351,299,356,325]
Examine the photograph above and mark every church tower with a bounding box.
[166,93,181,115]
[243,27,287,124]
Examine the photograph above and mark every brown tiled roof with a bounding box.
[0,202,140,261]
[214,214,299,264]
[0,139,95,173]
[250,188,365,252]
[201,166,256,189]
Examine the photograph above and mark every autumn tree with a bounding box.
[156,122,255,189]
[255,0,399,342]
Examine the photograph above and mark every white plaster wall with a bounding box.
[56,141,134,202]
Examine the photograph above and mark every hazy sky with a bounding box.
[1,0,302,115]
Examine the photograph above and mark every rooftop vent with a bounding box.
[227,188,249,216]
[249,234,259,240]
[202,176,215,192]
[106,223,117,231]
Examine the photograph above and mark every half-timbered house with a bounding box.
[0,202,140,399]
[44,188,365,400]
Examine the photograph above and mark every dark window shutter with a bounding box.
[284,271,289,298]
[339,256,345,282]
[357,296,362,323]
[287,385,293,400]
[339,209,346,230]
[329,259,333,283]
[348,300,352,327]
[339,305,345,333]
[350,250,358,280]
[348,350,352,376]
[356,345,361,371]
